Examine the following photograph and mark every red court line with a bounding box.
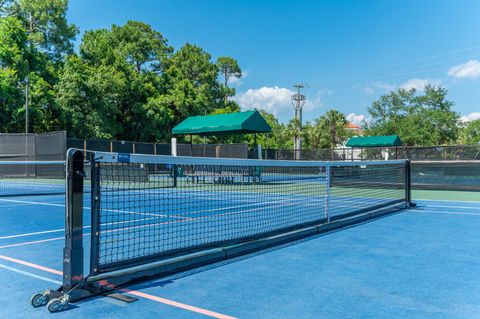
[121,289,237,319]
[0,255,62,276]
[0,254,238,319]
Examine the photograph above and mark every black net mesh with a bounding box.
[89,153,408,273]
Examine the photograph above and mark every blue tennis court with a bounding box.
[0,188,479,318]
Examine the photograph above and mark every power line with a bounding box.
[309,44,480,88]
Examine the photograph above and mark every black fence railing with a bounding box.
[250,145,480,161]
[66,138,248,159]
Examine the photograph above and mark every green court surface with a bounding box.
[413,189,480,201]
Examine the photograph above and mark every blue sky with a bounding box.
[67,0,480,124]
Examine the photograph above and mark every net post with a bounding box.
[405,160,412,207]
[90,160,101,275]
[173,165,178,187]
[63,150,85,291]
[324,163,331,223]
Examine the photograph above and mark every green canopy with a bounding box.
[172,110,272,136]
[346,135,403,147]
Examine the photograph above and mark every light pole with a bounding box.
[291,84,306,160]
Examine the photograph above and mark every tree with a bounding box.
[55,55,125,138]
[216,56,241,103]
[0,16,28,132]
[80,20,171,72]
[367,86,459,146]
[322,110,349,148]
[16,0,78,61]
[0,0,77,133]
[62,21,173,141]
[159,43,223,128]
[459,119,480,145]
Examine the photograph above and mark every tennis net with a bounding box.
[86,151,410,275]
[34,149,410,308]
[0,161,66,197]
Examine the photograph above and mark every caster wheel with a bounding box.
[30,293,49,307]
[47,298,67,313]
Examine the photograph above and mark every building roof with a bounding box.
[346,122,361,130]
[346,135,403,147]
[172,110,272,136]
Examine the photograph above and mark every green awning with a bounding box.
[172,110,272,136]
[346,135,403,147]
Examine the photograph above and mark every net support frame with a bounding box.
[63,150,84,291]
[43,150,413,305]
[324,163,331,223]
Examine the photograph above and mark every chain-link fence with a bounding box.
[253,145,480,161]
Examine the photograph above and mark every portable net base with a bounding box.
[31,149,413,312]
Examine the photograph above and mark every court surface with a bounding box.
[0,190,479,319]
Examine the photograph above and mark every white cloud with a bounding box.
[363,86,375,95]
[235,86,323,122]
[346,113,368,126]
[229,70,249,86]
[460,112,480,123]
[448,60,480,79]
[400,78,441,91]
[375,82,397,93]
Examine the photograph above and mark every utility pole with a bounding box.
[291,84,306,160]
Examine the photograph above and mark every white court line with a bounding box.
[0,203,38,208]
[0,198,64,207]
[0,237,64,249]
[416,199,480,204]
[412,209,480,216]
[0,228,66,240]
[0,263,61,285]
[423,205,480,210]
[106,201,300,235]
[0,197,187,220]
[0,194,320,241]
[0,263,126,307]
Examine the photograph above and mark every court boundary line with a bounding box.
[0,254,237,319]
[412,209,480,216]
[420,204,480,210]
[415,199,480,204]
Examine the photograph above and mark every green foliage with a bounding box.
[302,110,351,149]
[0,68,23,132]
[0,16,28,75]
[159,43,223,124]
[459,119,480,145]
[0,0,76,134]
[81,20,171,72]
[367,86,459,146]
[17,0,78,60]
[0,0,469,151]
[216,56,241,102]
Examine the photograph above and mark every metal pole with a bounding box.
[291,84,306,160]
[325,163,331,223]
[63,150,85,290]
[190,134,193,156]
[25,76,29,134]
[25,76,29,159]
[405,160,412,207]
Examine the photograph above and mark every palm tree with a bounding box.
[321,110,347,148]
